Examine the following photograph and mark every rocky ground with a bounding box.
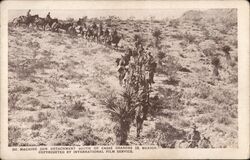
[8,9,238,148]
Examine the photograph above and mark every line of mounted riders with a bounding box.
[12,10,122,48]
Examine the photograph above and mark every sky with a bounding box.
[8,9,195,21]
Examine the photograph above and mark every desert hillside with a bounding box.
[8,9,238,148]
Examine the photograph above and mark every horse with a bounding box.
[76,17,87,26]
[68,26,77,36]
[92,27,99,42]
[51,22,60,32]
[74,25,82,35]
[81,25,88,38]
[85,27,92,40]
[46,18,59,30]
[58,22,73,33]
[75,18,88,37]
[34,17,47,30]
[103,29,110,44]
[86,27,98,41]
[12,16,26,27]
[107,33,123,49]
[13,15,38,27]
[26,15,39,27]
[97,27,104,43]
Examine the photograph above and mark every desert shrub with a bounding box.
[196,102,215,114]
[157,50,166,61]
[37,111,48,122]
[157,55,181,82]
[9,85,33,94]
[45,76,68,91]
[155,122,186,148]
[217,114,232,125]
[224,105,237,118]
[169,19,180,28]
[152,28,162,48]
[8,125,21,146]
[22,115,35,122]
[211,88,237,106]
[195,84,211,99]
[171,32,183,40]
[157,87,183,110]
[133,34,146,45]
[62,100,86,119]
[221,104,237,119]
[26,41,40,49]
[202,48,213,57]
[148,95,164,117]
[8,93,20,110]
[51,129,75,146]
[218,26,228,34]
[183,32,196,44]
[197,115,214,125]
[72,124,102,145]
[106,18,112,27]
[178,118,191,128]
[31,123,43,130]
[31,131,40,138]
[211,35,223,44]
[208,29,223,44]
[203,28,210,40]
[51,124,101,146]
[16,62,37,79]
[105,90,136,145]
[199,40,216,56]
[229,72,238,83]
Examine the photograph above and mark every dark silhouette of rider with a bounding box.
[27,10,31,17]
[46,12,51,20]
[99,22,103,29]
[105,28,109,36]
[92,22,97,30]
[113,29,118,36]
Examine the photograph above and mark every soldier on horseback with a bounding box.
[145,52,156,84]
[46,12,51,21]
[113,29,118,36]
[104,28,110,43]
[27,10,31,17]
[104,28,110,37]
[92,22,98,30]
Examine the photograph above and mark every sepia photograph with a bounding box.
[1,0,249,159]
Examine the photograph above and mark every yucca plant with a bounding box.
[152,28,162,48]
[105,90,137,145]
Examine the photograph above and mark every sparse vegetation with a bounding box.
[169,19,180,28]
[8,125,21,146]
[152,28,162,48]
[105,91,136,145]
[157,55,181,82]
[8,93,20,110]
